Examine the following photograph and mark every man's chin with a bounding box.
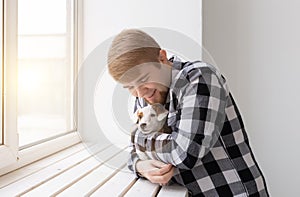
[145,99,154,104]
[145,98,160,105]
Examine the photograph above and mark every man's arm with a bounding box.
[128,129,174,184]
[134,68,228,170]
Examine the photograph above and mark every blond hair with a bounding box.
[107,29,161,81]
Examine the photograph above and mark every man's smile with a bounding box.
[145,89,156,100]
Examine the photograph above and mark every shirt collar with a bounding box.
[169,55,183,70]
[164,56,183,108]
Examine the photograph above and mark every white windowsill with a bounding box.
[0,142,188,196]
[0,131,81,176]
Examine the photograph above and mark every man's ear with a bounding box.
[152,103,168,121]
[158,49,168,64]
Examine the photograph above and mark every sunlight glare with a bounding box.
[18,67,42,93]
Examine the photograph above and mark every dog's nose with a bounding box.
[140,123,146,129]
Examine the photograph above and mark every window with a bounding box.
[18,0,76,148]
[0,0,80,173]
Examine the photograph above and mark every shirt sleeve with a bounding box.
[127,131,142,177]
[134,68,228,170]
[127,98,145,176]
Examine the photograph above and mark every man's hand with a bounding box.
[136,159,174,185]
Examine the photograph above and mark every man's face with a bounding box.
[120,62,171,104]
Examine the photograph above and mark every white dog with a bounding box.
[132,103,172,160]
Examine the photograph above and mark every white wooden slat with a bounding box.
[21,145,124,196]
[1,143,188,197]
[90,167,136,197]
[0,143,85,188]
[157,185,189,197]
[124,178,160,197]
[56,149,128,196]
[0,144,110,196]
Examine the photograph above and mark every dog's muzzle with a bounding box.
[140,123,146,130]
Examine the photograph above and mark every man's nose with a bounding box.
[136,85,147,97]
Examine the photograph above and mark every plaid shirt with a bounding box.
[128,57,269,196]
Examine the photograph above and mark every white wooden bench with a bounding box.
[0,143,188,196]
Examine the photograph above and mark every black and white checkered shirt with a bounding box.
[128,56,269,196]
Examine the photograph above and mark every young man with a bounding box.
[107,29,269,196]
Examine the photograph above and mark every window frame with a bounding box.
[0,0,82,175]
[0,0,3,146]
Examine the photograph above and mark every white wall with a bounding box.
[82,0,202,59]
[79,1,202,152]
[203,1,300,196]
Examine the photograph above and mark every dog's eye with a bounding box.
[150,114,156,117]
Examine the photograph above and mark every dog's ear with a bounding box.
[157,110,168,121]
[152,103,168,121]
